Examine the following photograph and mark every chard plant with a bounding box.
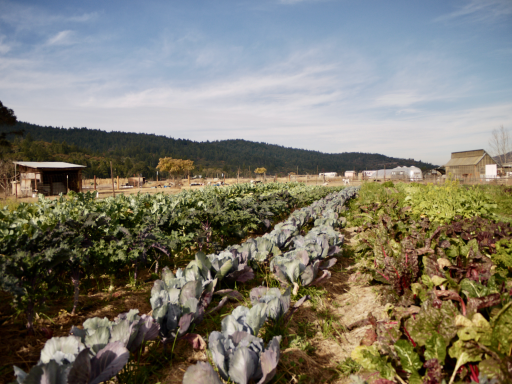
[350,182,512,384]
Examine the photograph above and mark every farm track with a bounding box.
[274,227,383,384]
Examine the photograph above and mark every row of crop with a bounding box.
[347,182,512,384]
[176,187,359,383]
[9,186,359,384]
[0,182,340,332]
[149,187,356,345]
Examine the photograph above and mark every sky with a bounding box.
[0,0,511,165]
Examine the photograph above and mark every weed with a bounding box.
[317,309,343,341]
[254,264,281,289]
[127,271,143,291]
[117,340,171,384]
[336,357,361,377]
[286,320,317,355]
[297,374,314,383]
[297,285,326,305]
[321,318,335,339]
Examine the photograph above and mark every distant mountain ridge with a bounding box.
[1,122,436,179]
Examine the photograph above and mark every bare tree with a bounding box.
[489,125,511,166]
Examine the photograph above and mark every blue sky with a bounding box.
[0,0,511,165]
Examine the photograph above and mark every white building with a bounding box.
[319,172,338,177]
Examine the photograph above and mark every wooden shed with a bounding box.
[127,177,146,187]
[444,149,497,178]
[13,161,86,197]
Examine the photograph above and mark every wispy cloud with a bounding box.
[435,0,512,24]
[0,2,97,31]
[68,13,98,23]
[0,35,10,54]
[47,30,74,46]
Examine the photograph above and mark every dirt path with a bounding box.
[273,227,383,384]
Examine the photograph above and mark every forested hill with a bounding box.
[1,122,436,179]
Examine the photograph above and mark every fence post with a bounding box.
[110,162,115,197]
[94,175,97,191]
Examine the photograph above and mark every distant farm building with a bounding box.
[390,166,423,181]
[127,177,146,187]
[444,149,497,178]
[500,163,512,176]
[365,166,423,181]
[344,171,356,179]
[361,170,376,178]
[13,161,86,197]
[319,172,338,177]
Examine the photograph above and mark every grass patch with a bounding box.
[1,199,21,212]
[480,184,512,221]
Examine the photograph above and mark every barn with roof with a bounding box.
[444,149,497,178]
[13,161,86,197]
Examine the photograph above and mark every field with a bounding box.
[1,181,511,384]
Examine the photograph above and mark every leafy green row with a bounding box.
[148,187,358,347]
[0,182,340,333]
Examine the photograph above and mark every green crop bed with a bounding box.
[346,181,512,384]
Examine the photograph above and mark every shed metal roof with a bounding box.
[13,161,86,169]
[445,155,485,167]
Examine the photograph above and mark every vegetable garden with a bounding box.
[1,180,511,384]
